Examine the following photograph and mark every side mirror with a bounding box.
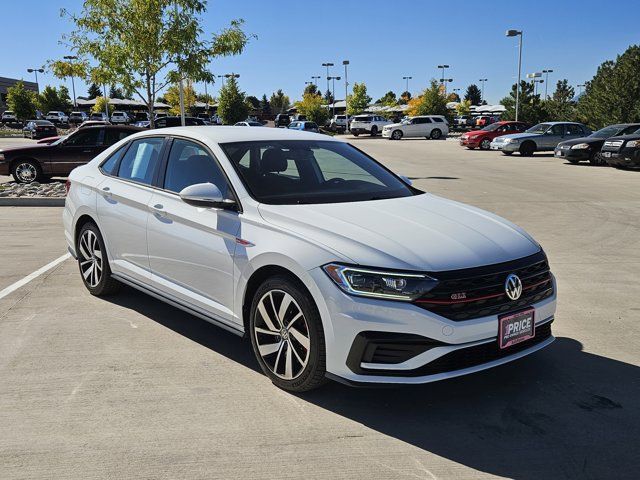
[399,175,413,186]
[179,182,237,210]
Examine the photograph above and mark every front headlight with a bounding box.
[504,138,520,144]
[571,143,590,150]
[323,263,438,301]
[626,140,639,148]
[0,152,4,161]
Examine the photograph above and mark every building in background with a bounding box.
[0,77,38,111]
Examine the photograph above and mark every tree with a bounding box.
[542,79,576,122]
[456,99,472,116]
[109,85,125,99]
[304,83,320,96]
[270,89,290,114]
[499,80,544,124]
[407,79,449,118]
[87,83,102,99]
[218,76,248,124]
[6,81,37,121]
[54,0,251,127]
[577,45,640,129]
[347,82,372,116]
[399,91,412,105]
[92,96,114,116]
[447,92,461,103]
[464,84,482,105]
[36,85,72,114]
[164,80,198,115]
[294,93,329,126]
[260,94,271,115]
[246,95,260,110]
[324,89,334,105]
[376,91,397,106]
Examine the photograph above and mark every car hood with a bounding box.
[493,132,538,141]
[385,122,404,128]
[258,194,540,272]
[464,129,488,137]
[0,144,52,156]
[557,136,600,147]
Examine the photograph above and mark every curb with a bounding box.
[0,197,65,207]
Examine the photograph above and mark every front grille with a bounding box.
[604,140,623,149]
[414,251,553,321]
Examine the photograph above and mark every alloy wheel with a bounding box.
[78,229,103,288]
[253,289,311,380]
[15,163,37,183]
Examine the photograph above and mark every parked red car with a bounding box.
[459,121,529,150]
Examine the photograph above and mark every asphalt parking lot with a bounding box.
[1,136,639,479]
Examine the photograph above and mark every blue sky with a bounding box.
[3,0,639,104]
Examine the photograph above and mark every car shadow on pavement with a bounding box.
[107,287,640,479]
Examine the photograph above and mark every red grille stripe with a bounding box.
[415,278,551,305]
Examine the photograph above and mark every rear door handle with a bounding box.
[101,186,112,197]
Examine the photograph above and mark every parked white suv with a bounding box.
[45,111,69,125]
[63,126,556,392]
[329,115,349,132]
[383,115,449,140]
[349,115,392,136]
[110,111,131,124]
[1,110,18,124]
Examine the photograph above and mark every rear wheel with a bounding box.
[370,126,378,136]
[430,128,442,140]
[391,130,403,140]
[480,138,491,150]
[352,132,359,137]
[249,275,326,392]
[502,151,514,156]
[519,142,536,157]
[12,159,43,184]
[77,222,120,296]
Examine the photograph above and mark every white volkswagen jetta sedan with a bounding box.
[63,127,556,391]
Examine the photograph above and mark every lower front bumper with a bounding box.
[554,148,589,161]
[604,149,640,167]
[350,128,370,135]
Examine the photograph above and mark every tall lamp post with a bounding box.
[311,76,321,87]
[437,64,449,93]
[327,76,341,118]
[402,76,412,95]
[440,78,453,95]
[506,29,523,121]
[26,68,44,93]
[542,69,553,99]
[63,55,79,107]
[343,60,349,129]
[322,62,334,100]
[479,78,488,103]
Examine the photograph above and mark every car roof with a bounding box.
[542,121,583,125]
[81,125,143,131]
[132,125,340,144]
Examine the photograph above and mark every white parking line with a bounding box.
[0,253,71,301]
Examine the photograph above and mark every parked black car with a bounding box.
[0,125,142,183]
[22,120,58,139]
[153,116,206,128]
[554,123,640,165]
[275,113,291,128]
[601,131,640,169]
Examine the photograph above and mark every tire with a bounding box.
[519,142,536,157]
[370,126,378,136]
[12,159,43,184]
[480,138,491,150]
[352,132,359,137]
[590,152,605,166]
[430,128,442,140]
[77,222,121,296]
[567,158,581,164]
[466,146,475,150]
[502,151,514,156]
[249,275,326,392]
[391,129,403,140]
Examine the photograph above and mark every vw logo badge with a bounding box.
[505,274,523,301]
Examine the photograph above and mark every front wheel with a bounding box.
[480,138,491,150]
[391,130,403,140]
[590,152,605,166]
[249,275,326,392]
[502,151,514,156]
[77,222,121,296]
[430,128,442,140]
[519,142,536,157]
[352,132,359,137]
[370,126,378,136]
[12,160,43,184]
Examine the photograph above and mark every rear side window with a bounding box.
[104,129,133,145]
[565,124,583,136]
[100,145,127,175]
[432,117,444,122]
[117,138,163,186]
[66,129,101,146]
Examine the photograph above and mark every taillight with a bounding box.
[65,179,71,195]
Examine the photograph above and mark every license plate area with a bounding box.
[602,151,612,157]
[499,308,535,349]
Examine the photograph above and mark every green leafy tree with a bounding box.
[109,85,125,99]
[269,89,290,113]
[347,82,372,116]
[323,89,334,105]
[456,99,472,116]
[164,80,198,115]
[407,80,449,119]
[294,93,329,126]
[542,79,576,121]
[576,45,640,129]
[303,83,320,96]
[499,80,544,124]
[464,84,482,105]
[399,91,412,105]
[87,83,102,99]
[218,76,248,124]
[447,92,461,103]
[260,94,271,115]
[55,0,252,127]
[91,96,114,115]
[376,91,397,106]
[6,81,38,121]
[36,85,72,113]
[246,95,260,110]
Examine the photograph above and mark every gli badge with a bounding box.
[505,274,523,301]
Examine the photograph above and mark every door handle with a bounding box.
[82,149,93,153]
[150,203,167,217]
[101,186,112,197]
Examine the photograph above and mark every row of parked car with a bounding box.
[459,120,640,168]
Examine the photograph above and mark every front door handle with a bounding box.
[150,203,167,217]
[101,186,112,197]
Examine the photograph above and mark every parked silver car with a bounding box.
[490,122,591,156]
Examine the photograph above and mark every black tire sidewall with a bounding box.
[12,160,42,184]
[78,223,114,295]
[481,139,491,150]
[249,275,326,392]
[431,129,442,139]
[392,130,403,140]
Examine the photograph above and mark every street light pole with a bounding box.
[343,60,349,128]
[506,29,523,121]
[322,63,334,100]
[63,55,79,107]
[402,76,412,94]
[327,76,341,118]
[479,78,488,103]
[437,64,449,93]
[311,76,321,87]
[542,69,554,99]
[26,68,44,94]
[439,78,453,95]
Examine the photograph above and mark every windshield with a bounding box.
[526,123,551,134]
[481,123,501,132]
[220,140,418,205]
